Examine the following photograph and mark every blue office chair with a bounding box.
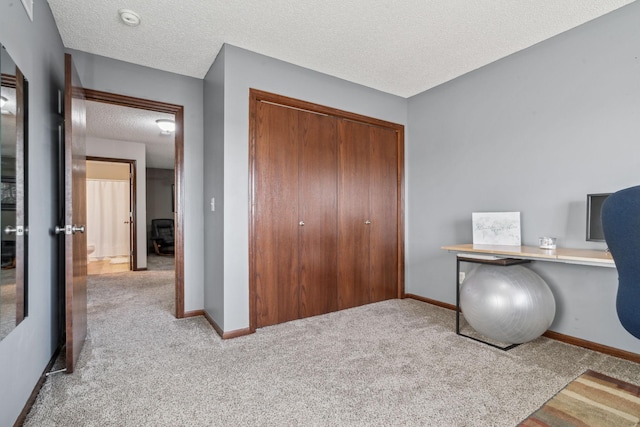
[601,185,640,339]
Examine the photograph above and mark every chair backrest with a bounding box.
[602,185,640,339]
[151,219,174,243]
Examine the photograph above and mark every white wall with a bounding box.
[70,50,204,312]
[87,138,147,268]
[406,2,640,353]
[204,45,408,332]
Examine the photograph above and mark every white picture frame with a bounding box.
[472,212,521,246]
[21,0,34,21]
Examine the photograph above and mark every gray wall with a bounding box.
[203,47,225,329]
[69,50,205,312]
[204,45,408,332]
[407,2,640,353]
[0,1,65,426]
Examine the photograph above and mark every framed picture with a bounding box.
[472,212,521,246]
[1,177,16,211]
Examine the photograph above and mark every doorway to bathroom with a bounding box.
[86,158,136,275]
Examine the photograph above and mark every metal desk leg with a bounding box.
[455,256,523,351]
[456,257,461,334]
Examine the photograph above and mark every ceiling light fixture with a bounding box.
[118,9,141,27]
[0,96,7,108]
[156,119,175,134]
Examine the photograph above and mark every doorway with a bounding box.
[86,158,136,275]
[83,89,186,318]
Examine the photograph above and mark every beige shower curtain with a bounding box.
[86,179,130,259]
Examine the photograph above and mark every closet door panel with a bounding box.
[255,102,300,327]
[299,112,339,317]
[337,120,371,310]
[369,127,399,302]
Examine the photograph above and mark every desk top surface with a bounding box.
[441,243,615,266]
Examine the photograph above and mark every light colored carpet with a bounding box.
[24,269,640,426]
[146,253,174,271]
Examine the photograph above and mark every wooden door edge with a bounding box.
[248,91,259,332]
[397,126,406,299]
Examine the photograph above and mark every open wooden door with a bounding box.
[59,53,88,373]
[14,67,27,325]
[128,162,136,269]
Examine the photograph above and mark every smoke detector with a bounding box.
[118,9,141,27]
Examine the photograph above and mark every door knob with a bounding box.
[365,220,371,225]
[299,221,305,226]
[55,225,70,235]
[55,224,85,234]
[5,225,26,236]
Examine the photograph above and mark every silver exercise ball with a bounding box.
[460,265,555,344]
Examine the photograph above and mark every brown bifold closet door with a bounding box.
[254,102,300,328]
[337,120,399,309]
[298,112,338,318]
[337,120,371,310]
[251,89,403,331]
[254,101,338,328]
[368,125,399,303]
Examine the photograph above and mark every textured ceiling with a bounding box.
[50,0,636,167]
[47,0,634,97]
[86,101,175,169]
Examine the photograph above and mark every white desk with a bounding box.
[441,244,615,268]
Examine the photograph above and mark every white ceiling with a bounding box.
[47,0,634,98]
[86,101,175,170]
[48,0,635,169]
